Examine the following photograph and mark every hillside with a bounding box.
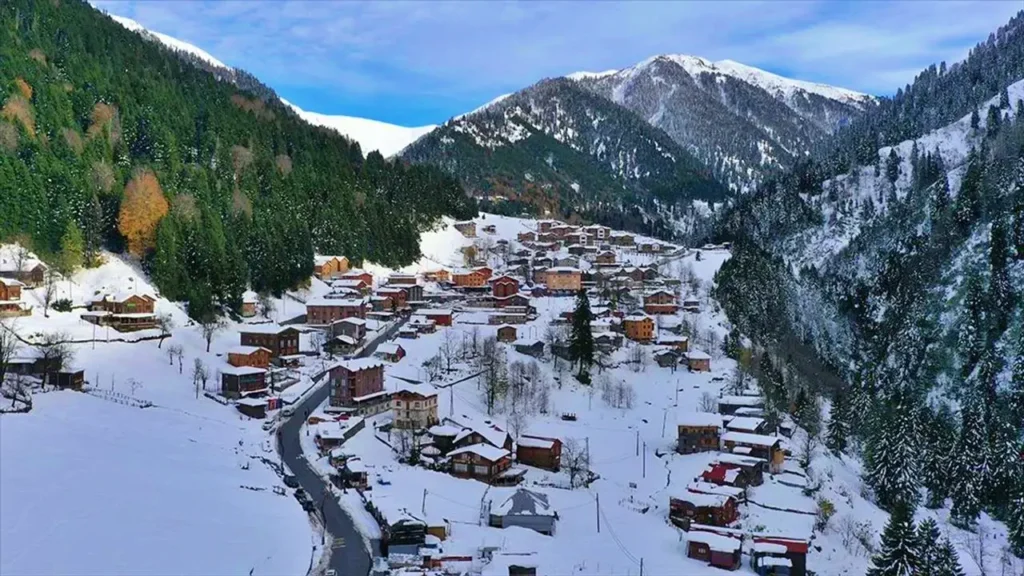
[0,0,474,322]
[401,78,728,240]
[572,55,872,192]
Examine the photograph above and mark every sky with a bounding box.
[94,1,1021,127]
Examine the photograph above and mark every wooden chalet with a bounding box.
[453,221,477,237]
[340,269,374,287]
[718,395,765,416]
[306,297,367,325]
[643,290,678,315]
[240,325,300,358]
[0,258,47,287]
[423,269,451,284]
[722,432,784,473]
[654,348,680,368]
[376,286,408,309]
[375,342,406,362]
[83,291,158,331]
[496,325,517,343]
[677,413,723,454]
[415,309,453,326]
[725,416,767,435]
[0,278,29,318]
[687,530,742,571]
[685,350,712,372]
[751,537,809,576]
[448,444,516,484]
[330,317,367,342]
[490,275,520,298]
[221,365,267,399]
[623,313,654,343]
[517,231,537,242]
[492,292,530,309]
[313,256,350,280]
[513,338,544,358]
[515,435,561,471]
[391,381,439,430]
[657,334,689,351]
[711,454,766,487]
[489,488,557,535]
[241,290,258,317]
[594,250,616,266]
[328,358,385,410]
[387,273,418,285]
[543,267,581,293]
[235,397,267,419]
[670,492,739,528]
[227,346,271,369]
[452,268,489,288]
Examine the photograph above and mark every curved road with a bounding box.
[277,318,407,576]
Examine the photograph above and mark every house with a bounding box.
[726,416,767,434]
[376,287,408,310]
[416,309,453,327]
[388,273,418,285]
[537,220,557,233]
[584,225,611,240]
[751,537,809,576]
[593,331,623,352]
[623,314,654,343]
[375,342,406,363]
[492,292,531,309]
[643,290,678,315]
[427,424,462,455]
[82,291,158,331]
[512,338,544,358]
[448,444,513,483]
[517,231,536,242]
[221,365,267,399]
[682,298,701,312]
[686,530,742,571]
[314,256,349,280]
[454,221,477,237]
[240,325,300,358]
[342,458,369,490]
[331,278,370,295]
[713,454,766,487]
[685,350,712,372]
[0,257,47,287]
[482,224,497,234]
[423,269,451,284]
[306,297,367,325]
[543,267,581,293]
[327,334,359,355]
[657,334,689,351]
[687,481,746,503]
[718,395,764,416]
[497,325,517,343]
[330,317,367,342]
[340,269,374,287]
[566,244,586,256]
[227,346,271,369]
[611,233,635,247]
[701,463,747,488]
[670,492,739,528]
[516,435,561,471]
[408,316,436,334]
[488,488,557,535]
[0,278,29,318]
[401,284,424,304]
[54,369,85,390]
[490,275,520,298]
[241,290,258,317]
[235,397,267,419]
[653,348,680,369]
[452,268,489,288]
[447,415,514,452]
[328,358,385,409]
[677,413,723,454]
[391,381,439,430]
[721,432,785,473]
[595,250,616,266]
[397,327,418,339]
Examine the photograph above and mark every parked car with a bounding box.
[283,475,299,488]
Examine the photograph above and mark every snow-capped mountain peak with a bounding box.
[109,15,230,70]
[712,58,871,107]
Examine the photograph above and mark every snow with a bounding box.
[281,99,436,158]
[455,93,513,120]
[109,15,230,70]
[446,443,511,462]
[714,59,871,107]
[677,412,724,427]
[566,69,620,81]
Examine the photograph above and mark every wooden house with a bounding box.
[0,278,29,318]
[313,256,350,280]
[448,444,513,484]
[241,290,258,318]
[83,291,158,331]
[712,454,765,487]
[489,488,556,535]
[516,435,561,471]
[751,537,809,576]
[340,269,374,287]
[423,269,451,284]
[490,275,520,298]
[330,317,367,342]
[376,287,407,309]
[497,325,517,343]
[391,381,439,430]
[687,531,742,571]
[513,339,544,358]
[448,416,514,452]
[593,332,623,352]
[492,292,530,309]
[643,290,678,315]
[328,358,385,409]
[682,298,701,312]
[415,309,453,327]
[427,423,461,455]
[594,250,616,266]
[654,348,680,369]
[240,325,300,358]
[677,413,723,454]
[685,350,712,372]
[611,233,635,247]
[221,365,267,399]
[657,335,689,351]
[306,297,367,326]
[454,221,477,238]
[718,395,765,416]
[401,284,424,304]
[543,267,581,293]
[0,258,47,287]
[452,269,489,288]
[235,397,267,419]
[408,316,436,334]
[375,342,406,363]
[721,432,784,473]
[623,313,654,343]
[726,416,767,435]
[670,492,739,528]
[227,346,271,369]
[330,278,370,295]
[387,273,418,286]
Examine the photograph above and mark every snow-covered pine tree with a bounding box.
[1012,159,1024,260]
[985,408,1022,519]
[865,388,920,511]
[916,517,942,575]
[1011,331,1024,425]
[825,389,850,455]
[931,539,966,576]
[1009,478,1024,558]
[866,503,922,576]
[952,150,984,238]
[987,217,1013,336]
[568,288,594,383]
[957,273,988,379]
[950,389,988,529]
[921,404,955,509]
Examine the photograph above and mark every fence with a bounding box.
[85,388,153,409]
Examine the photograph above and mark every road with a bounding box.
[277,318,407,576]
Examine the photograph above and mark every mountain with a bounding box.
[570,55,873,191]
[0,0,474,320]
[400,77,728,239]
[108,14,435,158]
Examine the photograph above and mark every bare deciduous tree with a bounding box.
[41,269,58,318]
[440,329,457,373]
[698,392,718,413]
[563,438,591,489]
[0,319,20,386]
[192,358,208,398]
[309,330,326,356]
[258,292,276,319]
[477,336,508,415]
[155,313,174,348]
[628,343,648,372]
[167,344,184,374]
[198,315,226,353]
[37,332,74,388]
[507,409,529,441]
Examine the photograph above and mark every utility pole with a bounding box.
[661,409,667,438]
[449,387,454,418]
[635,430,639,456]
[640,558,644,576]
[586,437,590,466]
[642,442,646,478]
[422,488,427,515]
[675,378,679,407]
[596,493,600,533]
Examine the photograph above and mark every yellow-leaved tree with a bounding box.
[118,168,169,256]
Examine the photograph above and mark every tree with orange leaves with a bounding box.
[118,168,169,256]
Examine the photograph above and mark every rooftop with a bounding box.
[332,358,386,373]
[447,443,510,462]
[493,488,554,517]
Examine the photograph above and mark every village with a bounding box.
[0,215,879,576]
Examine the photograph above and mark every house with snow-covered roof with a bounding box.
[686,529,742,570]
[516,434,561,471]
[669,491,739,528]
[445,415,513,452]
[447,444,514,484]
[327,358,387,415]
[83,291,158,332]
[390,380,438,430]
[677,412,722,454]
[488,488,557,535]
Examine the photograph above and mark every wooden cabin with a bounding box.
[687,531,742,571]
[227,346,271,369]
[497,325,517,343]
[643,290,678,315]
[448,444,513,484]
[515,435,561,471]
[240,325,300,358]
[677,413,723,454]
[670,493,739,528]
[722,432,784,474]
[623,314,654,343]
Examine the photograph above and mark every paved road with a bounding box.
[278,318,407,576]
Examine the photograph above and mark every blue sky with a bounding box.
[95,1,1021,127]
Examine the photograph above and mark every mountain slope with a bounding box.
[400,77,728,239]
[572,55,872,191]
[107,13,436,158]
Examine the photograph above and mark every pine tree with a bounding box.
[867,504,921,576]
[985,409,1021,518]
[57,221,84,279]
[970,108,980,130]
[988,218,1013,336]
[568,289,594,383]
[931,539,966,576]
[950,390,988,529]
[865,389,920,512]
[986,105,1001,138]
[921,404,955,509]
[957,274,987,378]
[886,149,901,186]
[1009,480,1024,558]
[953,151,983,238]
[82,193,104,267]
[825,390,850,455]
[1011,331,1024,425]
[916,517,941,575]
[1013,159,1024,260]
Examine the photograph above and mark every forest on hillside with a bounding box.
[0,0,476,319]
